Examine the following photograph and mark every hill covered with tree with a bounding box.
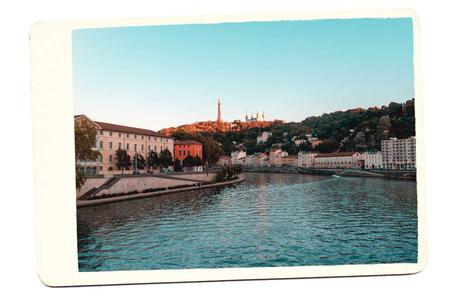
[161,99,415,163]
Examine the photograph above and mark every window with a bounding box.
[109,142,112,149]
[118,143,121,150]
[134,135,137,139]
[127,143,130,150]
[109,155,112,163]
[141,144,144,151]
[99,141,103,149]
[148,136,151,140]
[154,145,157,152]
[119,133,121,137]
[126,134,130,138]
[148,145,151,151]
[99,130,103,136]
[109,131,112,136]
[141,136,144,140]
[134,144,137,151]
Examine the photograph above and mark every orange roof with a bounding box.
[315,152,357,158]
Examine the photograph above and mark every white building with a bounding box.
[231,150,247,165]
[314,152,364,169]
[269,149,288,166]
[298,152,317,168]
[381,137,416,170]
[257,131,272,144]
[362,151,383,170]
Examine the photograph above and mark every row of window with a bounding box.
[98,141,169,152]
[98,130,169,142]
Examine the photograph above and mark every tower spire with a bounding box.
[217,97,222,122]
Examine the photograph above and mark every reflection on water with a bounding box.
[77,173,417,271]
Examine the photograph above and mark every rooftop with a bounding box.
[315,152,357,158]
[75,115,171,138]
[175,140,202,145]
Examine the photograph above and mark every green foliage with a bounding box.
[159,148,173,168]
[133,153,145,170]
[115,149,131,173]
[214,165,243,182]
[147,150,159,170]
[74,119,101,189]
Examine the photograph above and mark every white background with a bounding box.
[1,0,458,295]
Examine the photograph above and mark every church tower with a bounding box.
[217,97,222,122]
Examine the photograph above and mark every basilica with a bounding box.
[245,111,265,122]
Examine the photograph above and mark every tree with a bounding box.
[115,149,131,174]
[315,139,339,153]
[133,153,145,170]
[159,148,173,169]
[182,155,196,167]
[173,159,183,172]
[147,150,159,170]
[74,119,101,189]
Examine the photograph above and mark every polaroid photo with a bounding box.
[30,9,426,286]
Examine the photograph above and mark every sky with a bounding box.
[73,18,414,131]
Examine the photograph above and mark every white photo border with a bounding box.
[30,8,426,286]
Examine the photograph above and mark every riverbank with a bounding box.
[242,166,416,180]
[77,176,245,208]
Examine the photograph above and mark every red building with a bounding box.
[174,140,203,163]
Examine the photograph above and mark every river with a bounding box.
[77,172,418,271]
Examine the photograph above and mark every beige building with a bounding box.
[362,151,383,170]
[381,137,416,170]
[231,150,247,165]
[298,152,317,168]
[269,149,288,167]
[314,152,364,169]
[75,115,174,175]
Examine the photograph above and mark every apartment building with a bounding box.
[381,137,416,170]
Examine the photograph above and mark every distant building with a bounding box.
[314,152,364,169]
[257,131,272,144]
[310,138,323,148]
[269,149,288,167]
[381,137,416,170]
[298,152,317,168]
[174,140,203,172]
[362,151,383,170]
[74,114,174,175]
[294,138,307,146]
[217,97,222,122]
[280,155,298,166]
[245,111,265,122]
[231,150,247,165]
[217,155,232,166]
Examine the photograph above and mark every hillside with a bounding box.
[160,99,415,159]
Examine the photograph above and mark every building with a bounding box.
[381,137,416,170]
[245,111,265,122]
[74,115,174,175]
[231,150,247,165]
[269,149,288,166]
[256,131,272,144]
[314,152,364,169]
[280,155,298,166]
[362,151,383,170]
[217,155,232,166]
[298,152,317,168]
[174,140,203,165]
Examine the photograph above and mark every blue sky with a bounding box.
[73,18,414,131]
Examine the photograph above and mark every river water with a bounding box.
[77,173,418,271]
